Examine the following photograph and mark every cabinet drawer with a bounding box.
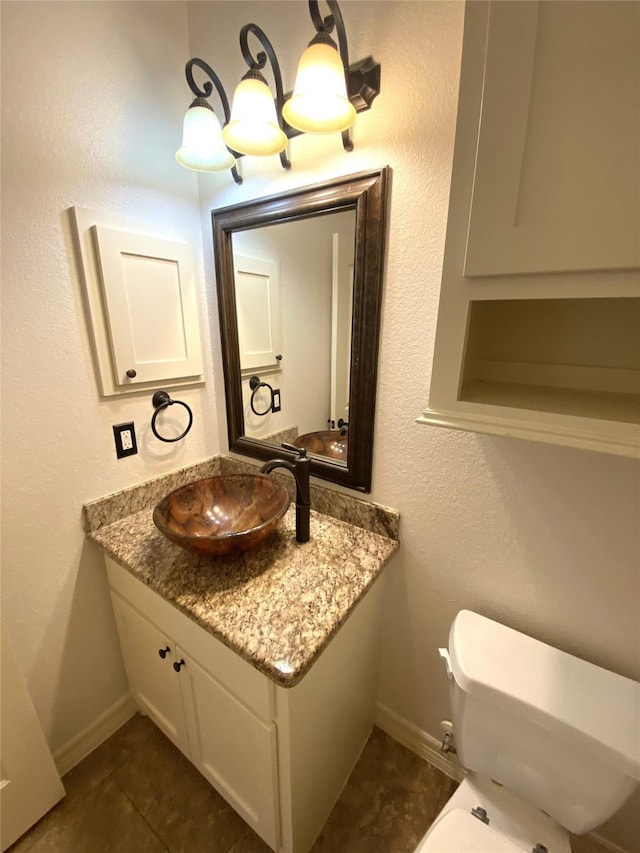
[106,558,273,720]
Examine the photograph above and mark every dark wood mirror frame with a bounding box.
[212,166,390,492]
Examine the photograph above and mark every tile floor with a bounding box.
[10,715,613,853]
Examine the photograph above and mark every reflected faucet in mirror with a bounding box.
[261,445,310,542]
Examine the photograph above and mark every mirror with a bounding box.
[212,168,390,492]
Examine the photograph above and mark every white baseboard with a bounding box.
[585,833,630,853]
[375,703,465,782]
[53,693,137,776]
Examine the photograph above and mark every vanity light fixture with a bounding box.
[176,61,242,184]
[282,2,356,136]
[176,0,381,184]
[222,24,290,166]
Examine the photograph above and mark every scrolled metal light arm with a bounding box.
[184,58,243,184]
[239,23,291,171]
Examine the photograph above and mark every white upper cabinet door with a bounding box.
[464,0,640,277]
[233,255,282,374]
[93,226,203,386]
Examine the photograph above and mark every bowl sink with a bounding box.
[293,430,348,462]
[153,474,290,557]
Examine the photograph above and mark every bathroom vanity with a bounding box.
[85,456,399,853]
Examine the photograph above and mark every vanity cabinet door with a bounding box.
[178,650,279,851]
[109,579,278,851]
[110,592,190,757]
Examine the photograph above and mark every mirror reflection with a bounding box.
[212,168,389,493]
[232,210,355,465]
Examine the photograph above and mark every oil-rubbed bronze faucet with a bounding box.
[261,444,310,542]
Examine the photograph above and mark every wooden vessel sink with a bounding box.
[153,474,290,557]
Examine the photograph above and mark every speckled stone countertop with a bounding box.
[85,456,399,688]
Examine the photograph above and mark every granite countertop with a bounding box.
[86,457,399,688]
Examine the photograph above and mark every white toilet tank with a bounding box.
[446,611,640,834]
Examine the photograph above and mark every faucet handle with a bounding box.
[281,442,306,458]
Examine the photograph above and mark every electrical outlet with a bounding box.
[272,389,281,412]
[113,422,137,459]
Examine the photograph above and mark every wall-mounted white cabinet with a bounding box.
[106,558,383,853]
[72,208,204,397]
[420,1,640,457]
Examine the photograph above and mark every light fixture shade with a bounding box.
[282,40,356,134]
[175,104,235,172]
[222,77,287,157]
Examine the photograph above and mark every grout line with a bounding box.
[116,786,172,853]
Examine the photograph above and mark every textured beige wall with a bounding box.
[1,0,637,847]
[189,2,639,848]
[0,1,221,751]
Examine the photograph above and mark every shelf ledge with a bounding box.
[417,406,640,459]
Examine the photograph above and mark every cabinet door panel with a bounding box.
[110,593,189,756]
[234,255,281,374]
[106,558,274,720]
[179,651,278,850]
[465,0,640,276]
[93,226,203,385]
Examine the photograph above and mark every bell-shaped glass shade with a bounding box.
[222,77,287,157]
[282,41,356,134]
[175,105,235,172]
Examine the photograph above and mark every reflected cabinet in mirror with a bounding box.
[212,168,390,492]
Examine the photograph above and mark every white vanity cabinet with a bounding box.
[421,1,640,456]
[106,556,384,853]
[108,562,279,849]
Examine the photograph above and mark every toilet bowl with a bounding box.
[415,611,640,852]
[417,774,571,853]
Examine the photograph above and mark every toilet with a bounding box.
[416,610,640,852]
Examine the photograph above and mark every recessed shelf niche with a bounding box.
[420,1,640,457]
[460,298,640,426]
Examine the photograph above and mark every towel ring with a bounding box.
[151,391,193,442]
[249,375,274,417]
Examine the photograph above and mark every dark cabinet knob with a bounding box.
[126,369,137,378]
[158,646,170,659]
[173,659,185,672]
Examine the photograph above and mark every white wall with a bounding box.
[1,0,637,848]
[0,1,221,753]
[189,2,639,848]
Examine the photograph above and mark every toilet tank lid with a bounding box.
[449,610,640,780]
